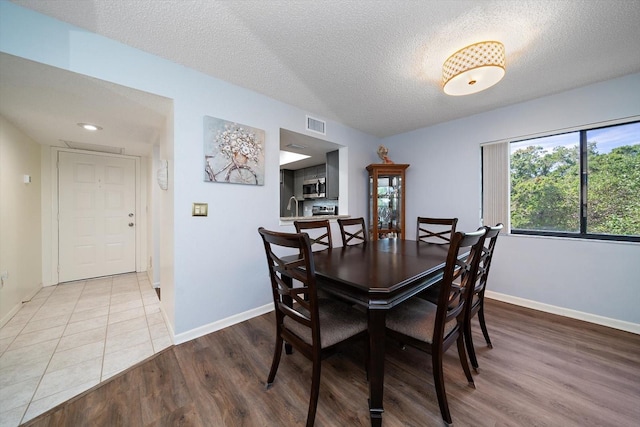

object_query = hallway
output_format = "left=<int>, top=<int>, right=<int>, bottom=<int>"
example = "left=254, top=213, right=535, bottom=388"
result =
left=0, top=273, right=172, bottom=426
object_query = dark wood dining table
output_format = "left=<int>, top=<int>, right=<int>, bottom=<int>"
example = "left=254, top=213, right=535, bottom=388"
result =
left=310, top=238, right=452, bottom=427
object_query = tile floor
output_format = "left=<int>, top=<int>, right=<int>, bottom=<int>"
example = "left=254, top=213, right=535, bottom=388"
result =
left=0, top=273, right=172, bottom=426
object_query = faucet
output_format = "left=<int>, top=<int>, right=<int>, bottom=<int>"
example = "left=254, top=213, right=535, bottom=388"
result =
left=287, top=195, right=299, bottom=217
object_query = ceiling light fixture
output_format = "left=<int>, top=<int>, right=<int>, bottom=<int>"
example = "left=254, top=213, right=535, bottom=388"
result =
left=77, top=122, right=103, bottom=131
left=442, top=41, right=506, bottom=96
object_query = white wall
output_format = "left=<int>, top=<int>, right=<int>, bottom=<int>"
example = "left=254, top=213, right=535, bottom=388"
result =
left=0, top=116, right=42, bottom=325
left=0, top=2, right=379, bottom=338
left=383, top=73, right=640, bottom=327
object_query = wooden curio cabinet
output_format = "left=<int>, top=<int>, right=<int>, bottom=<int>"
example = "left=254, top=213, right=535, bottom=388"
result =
left=366, top=163, right=409, bottom=240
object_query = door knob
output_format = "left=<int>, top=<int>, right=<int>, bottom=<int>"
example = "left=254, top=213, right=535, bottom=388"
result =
left=129, top=213, right=134, bottom=217
left=128, top=222, right=135, bottom=227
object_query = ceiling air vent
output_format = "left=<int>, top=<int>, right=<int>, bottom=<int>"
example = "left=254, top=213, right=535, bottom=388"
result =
left=306, top=115, right=326, bottom=135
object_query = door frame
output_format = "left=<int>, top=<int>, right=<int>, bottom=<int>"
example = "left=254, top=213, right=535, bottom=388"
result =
left=47, top=147, right=146, bottom=285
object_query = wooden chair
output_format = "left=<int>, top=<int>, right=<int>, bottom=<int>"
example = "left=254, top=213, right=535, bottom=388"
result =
left=385, top=228, right=486, bottom=425
left=464, top=223, right=503, bottom=371
left=417, top=217, right=458, bottom=244
left=258, top=227, right=367, bottom=427
left=294, top=219, right=333, bottom=251
left=415, top=217, right=459, bottom=303
left=337, top=217, right=367, bottom=246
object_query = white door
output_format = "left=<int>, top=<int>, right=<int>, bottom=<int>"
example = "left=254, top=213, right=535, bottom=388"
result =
left=58, top=151, right=136, bottom=282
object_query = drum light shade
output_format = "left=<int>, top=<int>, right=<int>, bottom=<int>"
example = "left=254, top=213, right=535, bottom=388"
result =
left=442, top=41, right=506, bottom=96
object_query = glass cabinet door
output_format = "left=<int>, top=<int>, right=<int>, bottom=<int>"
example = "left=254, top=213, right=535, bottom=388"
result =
left=366, top=164, right=409, bottom=240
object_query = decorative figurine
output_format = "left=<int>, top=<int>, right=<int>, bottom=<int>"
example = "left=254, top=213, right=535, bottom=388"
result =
left=377, top=145, right=394, bottom=164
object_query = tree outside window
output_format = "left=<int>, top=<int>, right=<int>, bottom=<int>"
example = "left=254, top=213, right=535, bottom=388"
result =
left=510, top=121, right=639, bottom=241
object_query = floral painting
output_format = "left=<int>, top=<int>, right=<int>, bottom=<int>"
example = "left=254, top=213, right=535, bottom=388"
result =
left=203, top=116, right=265, bottom=185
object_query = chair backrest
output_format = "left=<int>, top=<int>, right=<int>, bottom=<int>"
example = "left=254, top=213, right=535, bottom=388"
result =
left=434, top=228, right=486, bottom=343
left=337, top=217, right=367, bottom=246
left=258, top=227, right=321, bottom=348
left=417, top=217, right=458, bottom=244
left=469, top=223, right=503, bottom=312
left=294, top=219, right=333, bottom=251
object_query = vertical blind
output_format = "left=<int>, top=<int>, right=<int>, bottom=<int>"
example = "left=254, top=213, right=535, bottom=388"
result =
left=482, top=142, right=509, bottom=230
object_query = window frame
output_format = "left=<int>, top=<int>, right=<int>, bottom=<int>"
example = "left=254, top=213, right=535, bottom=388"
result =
left=508, top=120, right=640, bottom=243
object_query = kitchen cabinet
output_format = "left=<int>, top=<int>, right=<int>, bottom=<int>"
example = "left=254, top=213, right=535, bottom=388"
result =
left=280, top=169, right=295, bottom=216
left=326, top=150, right=339, bottom=199
left=367, top=163, right=409, bottom=240
left=294, top=169, right=304, bottom=200
left=304, top=164, right=326, bottom=180
left=304, top=167, right=315, bottom=180
left=289, top=162, right=332, bottom=203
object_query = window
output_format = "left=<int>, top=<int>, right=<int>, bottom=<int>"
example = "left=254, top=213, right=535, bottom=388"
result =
left=508, top=121, right=639, bottom=242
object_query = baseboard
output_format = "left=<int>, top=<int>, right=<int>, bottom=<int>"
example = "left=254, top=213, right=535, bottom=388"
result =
left=169, top=293, right=639, bottom=345
left=0, top=285, right=43, bottom=328
left=0, top=303, right=23, bottom=329
left=159, top=306, right=175, bottom=345
left=144, top=270, right=160, bottom=289
left=173, top=303, right=274, bottom=345
left=485, top=291, right=639, bottom=335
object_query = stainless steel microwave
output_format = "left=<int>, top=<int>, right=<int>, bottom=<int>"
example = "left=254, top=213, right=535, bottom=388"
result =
left=303, top=178, right=326, bottom=199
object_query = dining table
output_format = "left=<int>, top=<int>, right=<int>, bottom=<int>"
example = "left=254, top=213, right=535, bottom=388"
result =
left=309, top=238, right=453, bottom=427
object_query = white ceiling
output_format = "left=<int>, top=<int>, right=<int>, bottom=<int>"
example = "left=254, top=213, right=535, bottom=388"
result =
left=4, top=0, right=640, bottom=155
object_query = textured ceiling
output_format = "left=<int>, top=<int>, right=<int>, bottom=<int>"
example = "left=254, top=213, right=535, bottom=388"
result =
left=7, top=0, right=640, bottom=140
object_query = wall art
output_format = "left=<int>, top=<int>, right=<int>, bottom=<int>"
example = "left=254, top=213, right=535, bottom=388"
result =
left=203, top=116, right=265, bottom=185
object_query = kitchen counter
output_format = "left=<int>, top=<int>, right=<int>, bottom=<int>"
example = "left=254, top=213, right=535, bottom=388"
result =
left=279, top=215, right=350, bottom=222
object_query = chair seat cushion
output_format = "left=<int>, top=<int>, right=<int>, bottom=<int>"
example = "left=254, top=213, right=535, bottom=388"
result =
left=386, top=297, right=456, bottom=344
left=286, top=299, right=367, bottom=348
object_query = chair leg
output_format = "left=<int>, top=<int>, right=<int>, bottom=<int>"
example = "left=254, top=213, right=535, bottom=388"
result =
left=432, top=348, right=452, bottom=425
left=478, top=302, right=493, bottom=348
left=457, top=333, right=475, bottom=387
left=464, top=317, right=479, bottom=372
left=266, top=335, right=283, bottom=388
left=306, top=359, right=321, bottom=427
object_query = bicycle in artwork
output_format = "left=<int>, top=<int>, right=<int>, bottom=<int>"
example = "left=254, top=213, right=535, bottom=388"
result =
left=205, top=154, right=258, bottom=185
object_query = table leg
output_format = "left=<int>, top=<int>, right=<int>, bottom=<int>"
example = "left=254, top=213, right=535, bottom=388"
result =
left=368, top=309, right=386, bottom=426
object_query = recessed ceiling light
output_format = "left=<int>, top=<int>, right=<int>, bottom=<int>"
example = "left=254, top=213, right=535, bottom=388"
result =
left=77, top=122, right=103, bottom=131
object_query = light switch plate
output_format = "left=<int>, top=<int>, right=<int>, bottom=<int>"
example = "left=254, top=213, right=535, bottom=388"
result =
left=192, top=203, right=208, bottom=216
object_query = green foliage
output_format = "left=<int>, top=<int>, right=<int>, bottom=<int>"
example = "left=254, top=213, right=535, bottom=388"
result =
left=510, top=141, right=640, bottom=236
left=587, top=144, right=640, bottom=235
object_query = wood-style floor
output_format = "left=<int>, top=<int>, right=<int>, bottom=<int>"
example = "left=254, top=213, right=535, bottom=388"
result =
left=23, top=300, right=640, bottom=426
